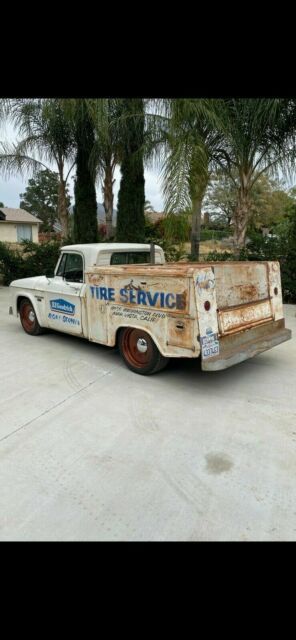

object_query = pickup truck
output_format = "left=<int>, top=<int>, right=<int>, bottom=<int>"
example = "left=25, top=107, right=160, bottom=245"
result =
left=9, top=242, right=291, bottom=375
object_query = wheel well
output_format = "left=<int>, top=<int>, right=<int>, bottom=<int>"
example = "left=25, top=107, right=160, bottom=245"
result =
left=17, top=295, right=30, bottom=313
left=115, top=326, right=124, bottom=347
left=114, top=324, right=161, bottom=352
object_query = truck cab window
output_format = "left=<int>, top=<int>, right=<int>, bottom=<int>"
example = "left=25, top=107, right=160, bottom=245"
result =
left=111, top=252, right=151, bottom=265
left=57, top=253, right=83, bottom=282
left=56, top=253, right=67, bottom=277
left=127, top=252, right=150, bottom=264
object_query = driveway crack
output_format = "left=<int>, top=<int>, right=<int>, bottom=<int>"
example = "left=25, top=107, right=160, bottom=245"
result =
left=0, top=371, right=111, bottom=444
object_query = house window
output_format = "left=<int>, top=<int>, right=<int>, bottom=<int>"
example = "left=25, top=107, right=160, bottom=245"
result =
left=17, top=224, right=32, bottom=242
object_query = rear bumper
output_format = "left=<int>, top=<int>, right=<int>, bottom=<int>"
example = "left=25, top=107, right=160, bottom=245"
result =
left=202, top=319, right=292, bottom=371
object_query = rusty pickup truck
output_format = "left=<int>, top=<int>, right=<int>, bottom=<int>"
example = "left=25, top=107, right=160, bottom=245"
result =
left=9, top=243, right=291, bottom=375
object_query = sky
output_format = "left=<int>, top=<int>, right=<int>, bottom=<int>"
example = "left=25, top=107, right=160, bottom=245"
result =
left=0, top=122, right=165, bottom=211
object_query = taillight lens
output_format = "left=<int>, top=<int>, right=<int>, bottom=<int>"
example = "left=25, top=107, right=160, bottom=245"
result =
left=204, top=300, right=211, bottom=311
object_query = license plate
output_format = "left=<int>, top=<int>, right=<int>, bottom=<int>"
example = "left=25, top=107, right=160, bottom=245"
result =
left=201, top=333, right=219, bottom=359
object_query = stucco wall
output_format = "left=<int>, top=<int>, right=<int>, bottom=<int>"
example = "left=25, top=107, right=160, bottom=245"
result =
left=0, top=223, right=39, bottom=243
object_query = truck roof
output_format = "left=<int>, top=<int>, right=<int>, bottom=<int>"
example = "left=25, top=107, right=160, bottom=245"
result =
left=61, top=243, right=163, bottom=266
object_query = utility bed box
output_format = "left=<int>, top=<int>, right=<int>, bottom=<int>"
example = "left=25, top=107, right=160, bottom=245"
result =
left=9, top=243, right=291, bottom=375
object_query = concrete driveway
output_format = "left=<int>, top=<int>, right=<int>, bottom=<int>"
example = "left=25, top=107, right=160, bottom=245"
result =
left=0, top=285, right=295, bottom=541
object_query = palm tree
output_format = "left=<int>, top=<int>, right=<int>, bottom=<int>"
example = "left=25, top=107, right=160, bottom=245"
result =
left=211, top=98, right=296, bottom=249
left=0, top=99, right=76, bottom=238
left=85, top=99, right=123, bottom=240
left=144, top=199, right=155, bottom=212
left=155, top=99, right=224, bottom=259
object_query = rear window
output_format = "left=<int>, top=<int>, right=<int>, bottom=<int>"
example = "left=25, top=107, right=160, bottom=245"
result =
left=111, top=252, right=151, bottom=265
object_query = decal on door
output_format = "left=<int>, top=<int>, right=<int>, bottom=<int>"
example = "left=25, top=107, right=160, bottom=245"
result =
left=48, top=298, right=80, bottom=326
left=50, top=299, right=75, bottom=315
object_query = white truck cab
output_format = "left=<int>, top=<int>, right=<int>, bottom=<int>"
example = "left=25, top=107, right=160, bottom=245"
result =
left=9, top=245, right=291, bottom=375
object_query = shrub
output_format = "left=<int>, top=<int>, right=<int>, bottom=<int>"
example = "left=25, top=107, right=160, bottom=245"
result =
left=0, top=242, right=26, bottom=284
left=0, top=240, right=61, bottom=285
left=204, top=250, right=236, bottom=262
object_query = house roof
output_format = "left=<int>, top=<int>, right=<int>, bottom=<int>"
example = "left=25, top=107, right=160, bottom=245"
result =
left=0, top=207, right=42, bottom=224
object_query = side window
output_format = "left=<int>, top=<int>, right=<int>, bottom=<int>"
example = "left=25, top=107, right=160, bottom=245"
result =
left=56, top=253, right=83, bottom=282
left=56, top=253, right=67, bottom=277
left=64, top=254, right=84, bottom=282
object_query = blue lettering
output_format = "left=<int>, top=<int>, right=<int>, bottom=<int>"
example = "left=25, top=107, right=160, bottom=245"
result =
left=146, top=291, right=159, bottom=307
left=90, top=286, right=95, bottom=299
left=129, top=290, right=136, bottom=304
left=137, top=291, right=147, bottom=305
left=176, top=293, right=186, bottom=310
left=120, top=288, right=128, bottom=303
left=108, top=288, right=115, bottom=301
left=100, top=287, right=108, bottom=300
left=165, top=293, right=176, bottom=309
left=160, top=292, right=165, bottom=307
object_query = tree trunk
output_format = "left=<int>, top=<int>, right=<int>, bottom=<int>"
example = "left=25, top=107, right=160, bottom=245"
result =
left=233, top=187, right=251, bottom=253
left=103, top=162, right=115, bottom=239
left=58, top=179, right=68, bottom=239
left=190, top=175, right=209, bottom=260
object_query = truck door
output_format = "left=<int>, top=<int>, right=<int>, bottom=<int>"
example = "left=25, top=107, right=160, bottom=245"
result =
left=44, top=252, right=84, bottom=335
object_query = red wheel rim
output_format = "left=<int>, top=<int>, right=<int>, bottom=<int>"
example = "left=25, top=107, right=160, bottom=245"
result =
left=122, top=328, right=153, bottom=368
left=21, top=303, right=36, bottom=332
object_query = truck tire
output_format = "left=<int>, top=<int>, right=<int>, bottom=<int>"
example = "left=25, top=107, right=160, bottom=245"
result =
left=19, top=299, right=45, bottom=336
left=118, top=327, right=169, bottom=375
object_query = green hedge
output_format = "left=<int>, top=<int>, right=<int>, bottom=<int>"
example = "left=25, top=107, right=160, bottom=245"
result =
left=0, top=240, right=61, bottom=285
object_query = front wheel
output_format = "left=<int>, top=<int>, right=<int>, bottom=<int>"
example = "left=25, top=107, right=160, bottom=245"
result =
left=19, top=299, right=45, bottom=336
left=118, top=327, right=169, bottom=375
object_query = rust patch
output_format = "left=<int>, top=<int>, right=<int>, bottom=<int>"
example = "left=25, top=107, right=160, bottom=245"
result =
left=235, top=284, right=258, bottom=300
left=167, top=316, right=194, bottom=349
left=218, top=299, right=273, bottom=335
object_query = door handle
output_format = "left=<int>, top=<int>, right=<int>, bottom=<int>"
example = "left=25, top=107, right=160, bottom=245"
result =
left=65, top=281, right=80, bottom=292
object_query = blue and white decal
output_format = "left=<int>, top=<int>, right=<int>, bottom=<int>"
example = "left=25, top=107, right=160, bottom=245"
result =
left=50, top=299, right=75, bottom=315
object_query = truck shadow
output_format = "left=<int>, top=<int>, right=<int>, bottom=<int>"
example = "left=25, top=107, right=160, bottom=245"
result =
left=44, top=327, right=277, bottom=391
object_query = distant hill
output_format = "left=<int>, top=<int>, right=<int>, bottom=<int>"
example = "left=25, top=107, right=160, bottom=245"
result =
left=69, top=203, right=117, bottom=225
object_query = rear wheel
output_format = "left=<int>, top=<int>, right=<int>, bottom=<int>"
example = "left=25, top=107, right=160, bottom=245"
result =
left=119, top=327, right=169, bottom=375
left=19, top=299, right=44, bottom=336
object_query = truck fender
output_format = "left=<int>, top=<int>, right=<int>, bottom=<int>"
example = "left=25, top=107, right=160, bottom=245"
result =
left=16, top=292, right=45, bottom=328
left=114, top=323, right=165, bottom=357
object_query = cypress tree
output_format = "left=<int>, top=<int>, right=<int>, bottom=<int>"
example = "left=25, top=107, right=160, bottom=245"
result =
left=74, top=101, right=98, bottom=243
left=116, top=99, right=145, bottom=242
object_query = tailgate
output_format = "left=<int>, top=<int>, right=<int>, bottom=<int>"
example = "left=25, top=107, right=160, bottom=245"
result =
left=213, top=262, right=278, bottom=336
